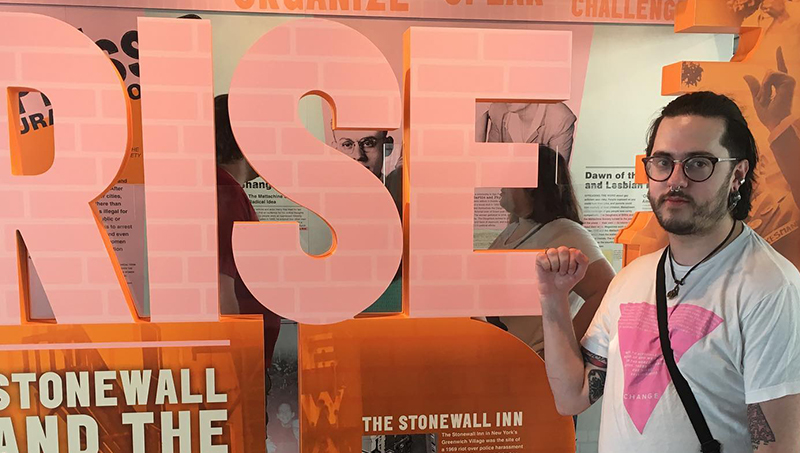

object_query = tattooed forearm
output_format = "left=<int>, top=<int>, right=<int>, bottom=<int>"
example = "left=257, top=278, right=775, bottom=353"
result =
left=748, top=403, right=776, bottom=450
left=581, top=348, right=607, bottom=405
left=587, top=369, right=606, bottom=405
left=581, top=347, right=608, bottom=368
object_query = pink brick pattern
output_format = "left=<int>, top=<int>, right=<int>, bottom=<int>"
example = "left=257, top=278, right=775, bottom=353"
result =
left=0, top=0, right=674, bottom=24
left=406, top=27, right=572, bottom=318
left=228, top=19, right=402, bottom=324
left=138, top=18, right=219, bottom=322
left=0, top=12, right=134, bottom=325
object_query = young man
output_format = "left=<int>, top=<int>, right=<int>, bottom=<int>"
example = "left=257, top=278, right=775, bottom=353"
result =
left=269, top=402, right=299, bottom=453
left=538, top=92, right=800, bottom=452
left=331, top=128, right=402, bottom=216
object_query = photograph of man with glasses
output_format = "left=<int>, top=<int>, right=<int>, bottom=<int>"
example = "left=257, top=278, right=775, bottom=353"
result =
left=331, top=129, right=402, bottom=217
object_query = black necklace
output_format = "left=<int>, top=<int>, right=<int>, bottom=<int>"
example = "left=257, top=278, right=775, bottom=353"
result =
left=666, top=220, right=738, bottom=299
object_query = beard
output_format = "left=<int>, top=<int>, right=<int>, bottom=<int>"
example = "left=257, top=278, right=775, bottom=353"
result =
left=648, top=180, right=731, bottom=236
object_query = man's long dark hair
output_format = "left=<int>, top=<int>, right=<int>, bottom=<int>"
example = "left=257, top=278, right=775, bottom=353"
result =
left=644, top=91, right=759, bottom=221
left=520, top=145, right=582, bottom=225
left=215, top=94, right=244, bottom=165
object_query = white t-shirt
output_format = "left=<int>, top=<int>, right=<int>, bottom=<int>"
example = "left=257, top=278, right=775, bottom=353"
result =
left=489, top=218, right=606, bottom=354
left=582, top=225, right=800, bottom=452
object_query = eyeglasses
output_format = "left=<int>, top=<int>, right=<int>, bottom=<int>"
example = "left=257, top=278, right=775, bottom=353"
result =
left=337, top=136, right=379, bottom=156
left=641, top=155, right=740, bottom=182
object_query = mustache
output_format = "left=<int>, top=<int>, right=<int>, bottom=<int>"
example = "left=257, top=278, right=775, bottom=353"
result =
left=657, top=190, right=694, bottom=206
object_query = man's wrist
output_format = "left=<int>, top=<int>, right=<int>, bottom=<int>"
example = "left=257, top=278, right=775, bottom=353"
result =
left=768, top=115, right=800, bottom=143
left=540, top=293, right=571, bottom=318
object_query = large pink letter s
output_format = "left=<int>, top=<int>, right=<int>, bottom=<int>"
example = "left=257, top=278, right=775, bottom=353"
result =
left=228, top=19, right=403, bottom=324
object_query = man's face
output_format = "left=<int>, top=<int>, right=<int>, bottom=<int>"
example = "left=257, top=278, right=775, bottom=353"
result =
left=647, top=115, right=742, bottom=236
left=761, top=0, right=786, bottom=17
left=277, top=403, right=294, bottom=425
left=332, top=130, right=385, bottom=178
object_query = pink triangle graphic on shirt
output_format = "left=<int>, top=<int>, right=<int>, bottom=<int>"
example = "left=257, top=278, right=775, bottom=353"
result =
left=617, top=302, right=723, bottom=434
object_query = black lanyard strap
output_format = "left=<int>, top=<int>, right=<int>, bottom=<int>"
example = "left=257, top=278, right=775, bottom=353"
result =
left=656, top=248, right=722, bottom=453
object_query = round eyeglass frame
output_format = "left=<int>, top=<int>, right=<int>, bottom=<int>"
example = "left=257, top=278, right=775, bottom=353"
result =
left=641, top=155, right=740, bottom=183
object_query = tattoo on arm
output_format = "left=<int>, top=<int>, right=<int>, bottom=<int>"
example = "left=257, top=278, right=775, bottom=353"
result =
left=587, top=369, right=606, bottom=405
left=748, top=403, right=776, bottom=450
left=581, top=347, right=608, bottom=369
left=581, top=348, right=608, bottom=405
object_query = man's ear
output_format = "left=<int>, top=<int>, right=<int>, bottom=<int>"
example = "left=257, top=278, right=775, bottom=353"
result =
left=383, top=135, right=395, bottom=156
left=734, top=159, right=750, bottom=188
